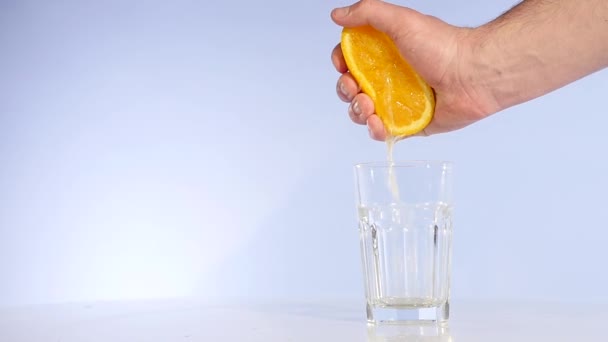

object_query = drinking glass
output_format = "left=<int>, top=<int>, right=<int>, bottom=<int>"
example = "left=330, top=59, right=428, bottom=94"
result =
left=355, top=161, right=454, bottom=324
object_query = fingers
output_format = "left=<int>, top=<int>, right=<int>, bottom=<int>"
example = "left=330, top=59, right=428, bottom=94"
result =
left=332, top=44, right=354, bottom=103
left=336, top=73, right=359, bottom=102
left=348, top=93, right=375, bottom=125
left=331, top=44, right=348, bottom=73
left=330, top=0, right=419, bottom=38
left=331, top=28, right=386, bottom=142
left=366, top=115, right=387, bottom=141
left=335, top=71, right=384, bottom=139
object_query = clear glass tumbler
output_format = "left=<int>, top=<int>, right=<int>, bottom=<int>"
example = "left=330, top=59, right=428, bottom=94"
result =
left=354, top=161, right=454, bottom=325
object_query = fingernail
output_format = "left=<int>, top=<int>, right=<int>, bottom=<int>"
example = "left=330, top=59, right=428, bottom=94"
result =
left=351, top=100, right=361, bottom=116
left=339, top=81, right=350, bottom=99
left=332, top=6, right=349, bottom=18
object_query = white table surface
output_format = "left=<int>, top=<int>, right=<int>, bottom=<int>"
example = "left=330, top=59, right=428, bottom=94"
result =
left=1, top=299, right=606, bottom=341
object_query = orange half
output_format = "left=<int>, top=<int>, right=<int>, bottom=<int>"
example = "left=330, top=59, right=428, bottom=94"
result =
left=341, top=26, right=435, bottom=137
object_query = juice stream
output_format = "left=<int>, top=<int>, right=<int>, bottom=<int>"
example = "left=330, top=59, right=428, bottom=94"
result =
left=386, top=136, right=400, bottom=202
left=384, top=76, right=401, bottom=202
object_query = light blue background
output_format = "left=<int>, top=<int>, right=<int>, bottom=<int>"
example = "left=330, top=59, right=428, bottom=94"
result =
left=1, top=0, right=607, bottom=307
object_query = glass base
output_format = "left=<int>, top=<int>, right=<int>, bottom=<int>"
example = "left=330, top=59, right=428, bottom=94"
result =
left=366, top=300, right=449, bottom=325
left=367, top=322, right=452, bottom=342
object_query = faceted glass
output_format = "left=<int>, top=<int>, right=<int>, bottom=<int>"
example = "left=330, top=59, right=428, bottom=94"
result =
left=355, top=161, right=454, bottom=324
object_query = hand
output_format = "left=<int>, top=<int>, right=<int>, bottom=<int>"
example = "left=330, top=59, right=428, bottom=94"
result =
left=331, top=0, right=495, bottom=140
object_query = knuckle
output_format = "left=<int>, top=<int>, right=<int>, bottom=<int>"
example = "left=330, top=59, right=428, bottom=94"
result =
left=353, top=0, right=375, bottom=14
left=358, top=0, right=375, bottom=9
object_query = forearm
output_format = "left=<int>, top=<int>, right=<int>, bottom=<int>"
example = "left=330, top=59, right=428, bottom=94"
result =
left=469, top=0, right=608, bottom=114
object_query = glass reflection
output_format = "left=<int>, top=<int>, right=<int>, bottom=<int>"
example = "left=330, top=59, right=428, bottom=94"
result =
left=367, top=323, right=453, bottom=342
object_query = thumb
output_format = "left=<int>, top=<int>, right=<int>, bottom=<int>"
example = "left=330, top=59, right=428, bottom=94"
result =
left=331, top=0, right=421, bottom=38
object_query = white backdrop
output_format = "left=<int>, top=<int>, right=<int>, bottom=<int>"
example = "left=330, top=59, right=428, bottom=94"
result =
left=1, top=0, right=607, bottom=308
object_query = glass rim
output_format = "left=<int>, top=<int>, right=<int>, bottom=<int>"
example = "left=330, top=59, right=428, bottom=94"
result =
left=354, top=160, right=454, bottom=169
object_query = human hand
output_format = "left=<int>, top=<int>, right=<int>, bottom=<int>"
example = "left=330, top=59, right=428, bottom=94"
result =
left=331, top=0, right=495, bottom=140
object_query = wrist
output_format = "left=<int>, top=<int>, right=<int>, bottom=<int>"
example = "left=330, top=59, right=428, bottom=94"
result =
left=452, top=27, right=505, bottom=119
left=463, top=24, right=546, bottom=117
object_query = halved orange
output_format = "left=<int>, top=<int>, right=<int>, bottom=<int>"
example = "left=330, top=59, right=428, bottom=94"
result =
left=341, top=26, right=435, bottom=137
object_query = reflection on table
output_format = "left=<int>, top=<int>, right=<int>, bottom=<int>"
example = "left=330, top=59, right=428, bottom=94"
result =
left=0, top=299, right=607, bottom=341
left=367, top=323, right=452, bottom=342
